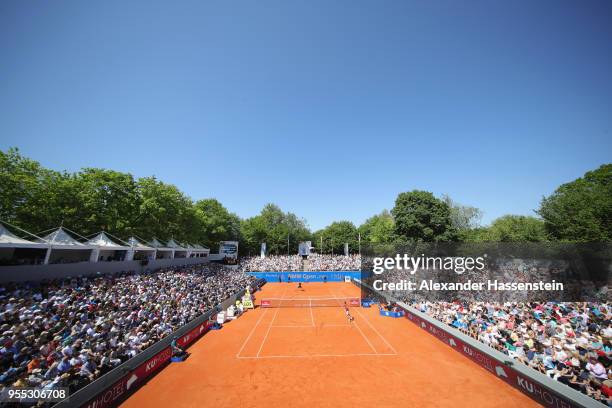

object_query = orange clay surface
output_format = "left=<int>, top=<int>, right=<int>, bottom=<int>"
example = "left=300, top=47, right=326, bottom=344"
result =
left=121, top=282, right=540, bottom=408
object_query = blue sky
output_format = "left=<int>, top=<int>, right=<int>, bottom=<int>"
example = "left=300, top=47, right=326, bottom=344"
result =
left=1, top=1, right=611, bottom=231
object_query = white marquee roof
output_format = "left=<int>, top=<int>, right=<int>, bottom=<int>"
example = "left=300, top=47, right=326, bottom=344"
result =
left=127, top=237, right=155, bottom=251
left=148, top=238, right=173, bottom=251
left=39, top=227, right=89, bottom=247
left=0, top=224, right=48, bottom=248
left=165, top=239, right=185, bottom=250
left=86, top=232, right=129, bottom=250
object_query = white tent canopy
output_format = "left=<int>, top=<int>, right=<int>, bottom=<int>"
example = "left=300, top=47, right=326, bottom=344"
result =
left=34, top=227, right=95, bottom=264
left=148, top=238, right=170, bottom=249
left=147, top=238, right=175, bottom=259
left=127, top=237, right=155, bottom=251
left=38, top=227, right=93, bottom=248
left=165, top=239, right=185, bottom=250
left=0, top=224, right=47, bottom=248
left=86, top=232, right=129, bottom=250
left=0, top=223, right=211, bottom=266
left=0, top=224, right=49, bottom=266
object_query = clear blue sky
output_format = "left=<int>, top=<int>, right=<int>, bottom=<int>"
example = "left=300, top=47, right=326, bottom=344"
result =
left=1, top=1, right=611, bottom=231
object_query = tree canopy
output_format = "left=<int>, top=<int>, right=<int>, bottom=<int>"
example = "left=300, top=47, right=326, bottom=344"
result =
left=464, top=215, right=548, bottom=242
left=391, top=190, right=457, bottom=242
left=538, top=164, right=611, bottom=242
left=313, top=221, right=358, bottom=254
left=1, top=148, right=609, bottom=248
left=358, top=210, right=394, bottom=245
left=240, top=204, right=311, bottom=256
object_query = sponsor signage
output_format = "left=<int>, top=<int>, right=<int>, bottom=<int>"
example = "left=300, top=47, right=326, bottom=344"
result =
left=402, top=307, right=581, bottom=408
left=298, top=241, right=311, bottom=256
left=82, top=347, right=172, bottom=408
left=76, top=285, right=266, bottom=408
left=219, top=241, right=238, bottom=259
left=348, top=298, right=360, bottom=307
left=82, top=322, right=212, bottom=407
left=177, top=321, right=211, bottom=348
left=248, top=271, right=362, bottom=283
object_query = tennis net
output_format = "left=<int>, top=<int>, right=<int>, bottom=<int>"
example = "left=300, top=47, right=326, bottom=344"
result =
left=260, top=297, right=360, bottom=308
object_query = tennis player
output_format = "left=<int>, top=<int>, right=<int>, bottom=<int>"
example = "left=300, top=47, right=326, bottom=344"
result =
left=344, top=302, right=354, bottom=322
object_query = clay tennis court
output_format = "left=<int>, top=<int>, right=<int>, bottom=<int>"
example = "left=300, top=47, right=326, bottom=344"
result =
left=121, top=282, right=539, bottom=408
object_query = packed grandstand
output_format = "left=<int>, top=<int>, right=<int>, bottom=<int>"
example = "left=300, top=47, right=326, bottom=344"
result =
left=0, top=263, right=255, bottom=395
left=237, top=254, right=361, bottom=272
left=0, top=254, right=610, bottom=406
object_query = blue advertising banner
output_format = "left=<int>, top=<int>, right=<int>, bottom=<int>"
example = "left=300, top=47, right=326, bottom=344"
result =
left=247, top=271, right=362, bottom=282
left=379, top=309, right=406, bottom=318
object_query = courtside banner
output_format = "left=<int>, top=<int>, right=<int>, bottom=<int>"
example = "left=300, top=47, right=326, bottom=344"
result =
left=401, top=307, right=582, bottom=408
left=248, top=271, right=361, bottom=282
left=177, top=321, right=211, bottom=348
left=82, top=346, right=173, bottom=408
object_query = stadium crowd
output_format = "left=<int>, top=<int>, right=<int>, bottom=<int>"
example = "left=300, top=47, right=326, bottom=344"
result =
left=0, top=263, right=255, bottom=396
left=372, top=258, right=611, bottom=405
left=413, top=301, right=611, bottom=404
left=308, top=254, right=360, bottom=271
left=239, top=254, right=361, bottom=272
left=239, top=255, right=302, bottom=272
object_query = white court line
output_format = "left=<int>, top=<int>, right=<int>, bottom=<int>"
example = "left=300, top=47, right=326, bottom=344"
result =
left=309, top=301, right=315, bottom=326
left=327, top=285, right=378, bottom=355
left=236, top=307, right=269, bottom=358
left=352, top=307, right=398, bottom=355
left=256, top=285, right=288, bottom=357
left=271, top=324, right=351, bottom=328
left=337, top=284, right=398, bottom=355
left=350, top=316, right=377, bottom=353
left=237, top=353, right=396, bottom=359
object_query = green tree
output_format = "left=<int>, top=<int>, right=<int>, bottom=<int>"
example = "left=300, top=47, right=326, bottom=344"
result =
left=194, top=198, right=241, bottom=248
left=69, top=169, right=142, bottom=237
left=240, top=216, right=269, bottom=256
left=314, top=221, right=358, bottom=254
left=240, top=204, right=311, bottom=256
left=358, top=210, right=394, bottom=244
left=391, top=190, right=457, bottom=242
left=538, top=164, right=611, bottom=242
left=0, top=148, right=47, bottom=226
left=485, top=215, right=548, bottom=242
left=15, top=171, right=83, bottom=234
left=441, top=194, right=483, bottom=231
left=135, top=176, right=198, bottom=243
left=459, top=227, right=492, bottom=242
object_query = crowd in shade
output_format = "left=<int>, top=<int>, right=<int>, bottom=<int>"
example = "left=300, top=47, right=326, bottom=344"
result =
left=414, top=301, right=612, bottom=405
left=239, top=254, right=361, bottom=272
left=0, top=263, right=255, bottom=396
